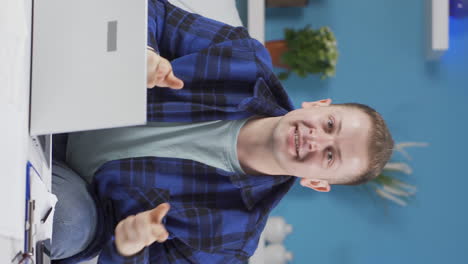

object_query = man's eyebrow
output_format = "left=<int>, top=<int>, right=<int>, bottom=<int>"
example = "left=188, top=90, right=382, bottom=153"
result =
left=336, top=118, right=342, bottom=166
left=337, top=144, right=342, bottom=165
left=337, top=117, right=342, bottom=136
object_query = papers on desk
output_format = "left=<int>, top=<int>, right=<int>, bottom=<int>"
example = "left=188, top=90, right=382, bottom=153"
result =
left=25, top=162, right=57, bottom=255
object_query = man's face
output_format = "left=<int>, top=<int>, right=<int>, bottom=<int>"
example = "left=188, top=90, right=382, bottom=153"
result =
left=271, top=99, right=371, bottom=191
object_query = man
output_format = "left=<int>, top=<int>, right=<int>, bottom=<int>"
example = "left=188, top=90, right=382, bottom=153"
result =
left=51, top=0, right=394, bottom=263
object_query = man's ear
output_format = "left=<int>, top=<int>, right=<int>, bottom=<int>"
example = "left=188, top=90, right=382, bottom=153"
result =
left=300, top=178, right=331, bottom=192
left=301, top=98, right=332, bottom=109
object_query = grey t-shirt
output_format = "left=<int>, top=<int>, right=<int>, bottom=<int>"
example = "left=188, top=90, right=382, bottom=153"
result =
left=66, top=118, right=254, bottom=183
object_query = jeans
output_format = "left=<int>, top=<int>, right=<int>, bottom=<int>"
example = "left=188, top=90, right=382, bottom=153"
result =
left=51, top=134, right=98, bottom=260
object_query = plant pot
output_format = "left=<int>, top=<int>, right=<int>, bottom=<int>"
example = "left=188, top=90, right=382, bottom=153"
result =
left=266, top=0, right=308, bottom=7
left=265, top=40, right=290, bottom=69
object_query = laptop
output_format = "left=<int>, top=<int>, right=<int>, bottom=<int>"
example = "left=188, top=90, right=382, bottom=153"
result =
left=30, top=0, right=147, bottom=136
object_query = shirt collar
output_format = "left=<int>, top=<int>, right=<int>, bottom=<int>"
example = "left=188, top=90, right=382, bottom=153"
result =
left=238, top=77, right=294, bottom=116
left=231, top=172, right=296, bottom=210
left=232, top=77, right=296, bottom=210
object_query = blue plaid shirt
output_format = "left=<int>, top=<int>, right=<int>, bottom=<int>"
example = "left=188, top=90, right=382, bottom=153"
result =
left=57, top=0, right=296, bottom=263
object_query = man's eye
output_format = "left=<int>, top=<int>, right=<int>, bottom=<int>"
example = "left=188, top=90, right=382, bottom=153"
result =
left=327, top=150, right=333, bottom=163
left=327, top=118, right=334, bottom=131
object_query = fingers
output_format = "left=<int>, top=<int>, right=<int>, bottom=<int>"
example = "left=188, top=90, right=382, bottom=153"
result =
left=147, top=50, right=161, bottom=88
left=164, top=71, right=184, bottom=89
left=139, top=203, right=170, bottom=245
left=115, top=215, right=147, bottom=256
left=147, top=56, right=184, bottom=89
left=128, top=213, right=166, bottom=246
left=132, top=214, right=154, bottom=245
left=152, top=224, right=169, bottom=243
left=121, top=215, right=138, bottom=242
left=155, top=60, right=184, bottom=90
left=115, top=205, right=170, bottom=256
left=150, top=203, right=171, bottom=223
left=148, top=203, right=170, bottom=243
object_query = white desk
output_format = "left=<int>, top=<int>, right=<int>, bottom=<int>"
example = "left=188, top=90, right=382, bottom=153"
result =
left=0, top=0, right=53, bottom=262
left=0, top=0, right=266, bottom=262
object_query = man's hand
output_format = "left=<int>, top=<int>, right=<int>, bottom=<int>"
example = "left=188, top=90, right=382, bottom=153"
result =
left=147, top=49, right=184, bottom=89
left=115, top=203, right=171, bottom=257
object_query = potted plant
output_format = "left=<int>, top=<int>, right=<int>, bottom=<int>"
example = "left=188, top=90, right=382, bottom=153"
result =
left=265, top=25, right=339, bottom=80
left=368, top=142, right=428, bottom=206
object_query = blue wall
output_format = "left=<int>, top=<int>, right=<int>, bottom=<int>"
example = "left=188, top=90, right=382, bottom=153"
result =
left=265, top=0, right=468, bottom=263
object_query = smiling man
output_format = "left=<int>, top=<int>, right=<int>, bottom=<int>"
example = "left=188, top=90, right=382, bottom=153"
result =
left=50, top=0, right=393, bottom=263
left=237, top=99, right=382, bottom=191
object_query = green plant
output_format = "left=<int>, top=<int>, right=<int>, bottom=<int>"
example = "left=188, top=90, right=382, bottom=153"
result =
left=278, top=25, right=338, bottom=80
left=368, top=142, right=428, bottom=206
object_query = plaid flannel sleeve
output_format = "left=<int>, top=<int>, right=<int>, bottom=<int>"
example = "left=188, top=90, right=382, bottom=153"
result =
left=147, top=0, right=252, bottom=60
left=98, top=239, right=247, bottom=264
left=95, top=190, right=249, bottom=264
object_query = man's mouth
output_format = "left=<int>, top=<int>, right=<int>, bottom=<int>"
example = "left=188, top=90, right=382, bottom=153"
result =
left=294, top=126, right=299, bottom=158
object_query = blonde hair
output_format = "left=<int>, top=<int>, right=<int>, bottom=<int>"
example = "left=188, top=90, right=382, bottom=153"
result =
left=337, top=103, right=394, bottom=185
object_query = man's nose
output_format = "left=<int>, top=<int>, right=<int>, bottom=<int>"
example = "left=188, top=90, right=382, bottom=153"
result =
left=307, top=129, right=334, bottom=152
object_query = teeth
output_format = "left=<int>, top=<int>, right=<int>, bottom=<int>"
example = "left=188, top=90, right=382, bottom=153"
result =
left=294, top=127, right=299, bottom=156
